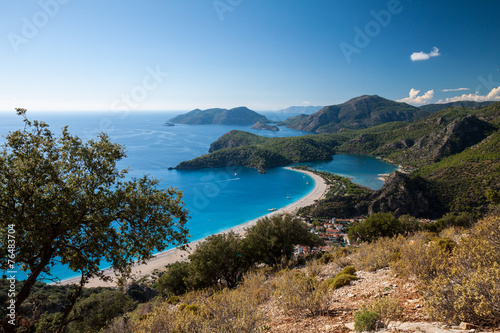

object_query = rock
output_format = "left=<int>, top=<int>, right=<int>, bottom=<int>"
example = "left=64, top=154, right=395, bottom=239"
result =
left=345, top=322, right=355, bottom=331
left=459, top=322, right=475, bottom=330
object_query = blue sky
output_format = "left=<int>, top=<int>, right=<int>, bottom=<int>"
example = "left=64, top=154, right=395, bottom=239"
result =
left=1, top=0, right=499, bottom=112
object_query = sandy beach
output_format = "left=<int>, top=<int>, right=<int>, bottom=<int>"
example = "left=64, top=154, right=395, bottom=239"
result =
left=58, top=167, right=328, bottom=288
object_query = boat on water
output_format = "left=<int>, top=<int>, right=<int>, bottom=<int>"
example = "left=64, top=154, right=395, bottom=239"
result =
left=268, top=208, right=277, bottom=212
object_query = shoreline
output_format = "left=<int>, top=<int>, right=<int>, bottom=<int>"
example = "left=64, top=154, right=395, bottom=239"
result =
left=57, top=167, right=328, bottom=288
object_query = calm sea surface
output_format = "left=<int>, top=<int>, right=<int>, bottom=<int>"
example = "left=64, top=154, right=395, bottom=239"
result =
left=0, top=111, right=397, bottom=281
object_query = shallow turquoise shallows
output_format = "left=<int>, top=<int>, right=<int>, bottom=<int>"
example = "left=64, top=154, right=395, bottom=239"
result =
left=0, top=111, right=396, bottom=281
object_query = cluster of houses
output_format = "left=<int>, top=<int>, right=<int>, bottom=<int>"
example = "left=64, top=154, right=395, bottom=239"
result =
left=294, top=217, right=363, bottom=257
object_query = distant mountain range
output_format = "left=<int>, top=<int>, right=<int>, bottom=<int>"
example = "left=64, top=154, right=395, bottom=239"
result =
left=168, top=98, right=498, bottom=132
left=169, top=107, right=269, bottom=125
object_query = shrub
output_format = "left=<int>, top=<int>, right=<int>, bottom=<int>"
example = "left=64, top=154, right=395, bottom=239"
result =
left=436, top=237, right=456, bottom=253
left=352, top=235, right=406, bottom=271
left=327, top=273, right=357, bottom=290
left=166, top=295, right=180, bottom=305
left=363, top=297, right=403, bottom=327
left=425, top=215, right=500, bottom=326
left=348, top=212, right=402, bottom=243
left=393, top=232, right=451, bottom=283
left=132, top=286, right=264, bottom=333
left=273, top=270, right=330, bottom=316
left=354, top=308, right=380, bottom=332
left=341, top=266, right=356, bottom=276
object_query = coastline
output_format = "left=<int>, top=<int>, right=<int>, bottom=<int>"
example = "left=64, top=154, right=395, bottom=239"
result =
left=57, top=167, right=328, bottom=288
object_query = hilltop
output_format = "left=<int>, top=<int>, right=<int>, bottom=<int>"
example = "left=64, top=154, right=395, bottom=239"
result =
left=169, top=107, right=270, bottom=125
left=280, top=95, right=428, bottom=133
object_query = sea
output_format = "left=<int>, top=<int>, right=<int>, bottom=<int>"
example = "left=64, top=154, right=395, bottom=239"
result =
left=0, top=111, right=398, bottom=281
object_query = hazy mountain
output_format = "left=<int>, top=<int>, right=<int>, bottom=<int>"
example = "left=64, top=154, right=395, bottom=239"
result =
left=169, top=107, right=269, bottom=125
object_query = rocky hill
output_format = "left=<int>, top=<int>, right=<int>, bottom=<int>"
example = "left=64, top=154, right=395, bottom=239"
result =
left=169, top=107, right=269, bottom=125
left=251, top=121, right=279, bottom=131
left=281, top=95, right=427, bottom=133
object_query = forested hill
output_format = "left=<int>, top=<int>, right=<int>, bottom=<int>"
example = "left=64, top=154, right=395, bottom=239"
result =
left=169, top=107, right=269, bottom=125
left=176, top=131, right=343, bottom=173
left=279, top=95, right=428, bottom=133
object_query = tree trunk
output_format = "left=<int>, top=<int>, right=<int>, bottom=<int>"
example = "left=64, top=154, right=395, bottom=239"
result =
left=2, top=250, right=53, bottom=333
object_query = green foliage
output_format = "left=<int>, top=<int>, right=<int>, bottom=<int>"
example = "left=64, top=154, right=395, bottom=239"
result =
left=157, top=262, right=191, bottom=296
left=486, top=189, right=500, bottom=204
left=425, top=212, right=475, bottom=233
left=354, top=308, right=380, bottom=332
left=340, top=266, right=356, bottom=275
left=348, top=212, right=402, bottom=243
left=166, top=296, right=181, bottom=305
left=327, top=273, right=357, bottom=290
left=66, top=290, right=136, bottom=333
left=188, top=231, right=248, bottom=289
left=176, top=133, right=342, bottom=171
left=0, top=110, right=189, bottom=331
left=243, top=214, right=321, bottom=266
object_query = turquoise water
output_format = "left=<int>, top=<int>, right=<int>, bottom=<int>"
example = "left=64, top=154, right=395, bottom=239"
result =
left=0, top=111, right=395, bottom=281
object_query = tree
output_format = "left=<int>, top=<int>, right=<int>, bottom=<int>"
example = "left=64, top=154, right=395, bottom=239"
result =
left=188, top=231, right=247, bottom=289
left=348, top=212, right=401, bottom=243
left=243, top=213, right=320, bottom=266
left=0, top=109, right=189, bottom=332
left=157, top=262, right=191, bottom=296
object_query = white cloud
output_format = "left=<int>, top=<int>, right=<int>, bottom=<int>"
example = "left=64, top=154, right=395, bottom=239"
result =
left=442, top=88, right=469, bottom=92
left=397, top=88, right=434, bottom=105
left=437, top=85, right=500, bottom=103
left=302, top=101, right=311, bottom=105
left=410, top=47, right=441, bottom=61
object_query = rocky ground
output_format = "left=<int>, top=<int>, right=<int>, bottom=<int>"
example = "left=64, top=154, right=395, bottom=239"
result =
left=261, top=266, right=494, bottom=333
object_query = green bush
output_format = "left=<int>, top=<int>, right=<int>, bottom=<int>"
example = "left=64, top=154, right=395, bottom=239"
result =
left=354, top=308, right=380, bottom=332
left=166, top=295, right=180, bottom=304
left=327, top=273, right=357, bottom=290
left=363, top=297, right=402, bottom=327
left=341, top=266, right=356, bottom=275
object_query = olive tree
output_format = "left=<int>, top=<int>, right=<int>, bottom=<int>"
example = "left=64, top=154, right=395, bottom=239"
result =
left=243, top=213, right=321, bottom=266
left=0, top=109, right=189, bottom=332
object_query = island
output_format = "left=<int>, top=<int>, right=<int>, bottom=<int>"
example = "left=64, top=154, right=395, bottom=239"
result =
left=251, top=121, right=279, bottom=131
left=169, top=106, right=270, bottom=125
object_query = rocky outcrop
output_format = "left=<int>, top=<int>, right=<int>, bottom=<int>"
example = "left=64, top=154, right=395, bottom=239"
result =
left=377, top=115, right=495, bottom=166
left=251, top=121, right=279, bottom=131
left=368, top=172, right=444, bottom=218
